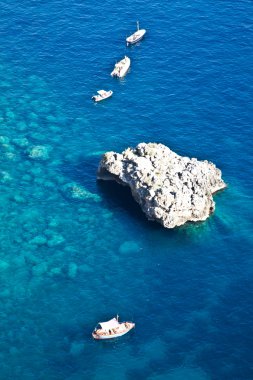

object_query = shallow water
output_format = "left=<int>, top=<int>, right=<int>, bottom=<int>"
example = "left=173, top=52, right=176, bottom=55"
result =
left=0, top=0, right=253, bottom=379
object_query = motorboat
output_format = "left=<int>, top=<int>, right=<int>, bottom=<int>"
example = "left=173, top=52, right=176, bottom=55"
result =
left=92, top=90, right=113, bottom=102
left=126, top=21, right=146, bottom=46
left=92, top=315, right=135, bottom=340
left=110, top=56, right=131, bottom=78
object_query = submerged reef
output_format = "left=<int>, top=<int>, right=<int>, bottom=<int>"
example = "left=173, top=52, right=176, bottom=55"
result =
left=0, top=66, right=113, bottom=293
left=97, top=143, right=226, bottom=228
left=28, top=145, right=51, bottom=160
left=61, top=183, right=101, bottom=202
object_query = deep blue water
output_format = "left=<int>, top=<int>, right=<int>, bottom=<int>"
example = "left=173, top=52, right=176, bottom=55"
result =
left=0, top=0, right=253, bottom=379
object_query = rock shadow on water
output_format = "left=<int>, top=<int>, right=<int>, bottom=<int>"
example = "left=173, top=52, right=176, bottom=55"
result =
left=60, top=154, right=99, bottom=194
left=59, top=154, right=214, bottom=238
left=97, top=179, right=164, bottom=231
left=97, top=180, right=216, bottom=242
left=59, top=153, right=156, bottom=227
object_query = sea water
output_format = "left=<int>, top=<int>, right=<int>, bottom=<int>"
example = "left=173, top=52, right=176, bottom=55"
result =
left=0, top=0, right=252, bottom=379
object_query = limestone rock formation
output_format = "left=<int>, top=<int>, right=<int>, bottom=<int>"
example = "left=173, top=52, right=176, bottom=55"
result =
left=97, top=143, right=226, bottom=228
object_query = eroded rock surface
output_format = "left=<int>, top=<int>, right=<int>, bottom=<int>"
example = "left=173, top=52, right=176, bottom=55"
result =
left=97, top=143, right=226, bottom=228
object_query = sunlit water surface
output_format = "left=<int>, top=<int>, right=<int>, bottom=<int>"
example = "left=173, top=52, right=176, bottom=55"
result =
left=0, top=0, right=252, bottom=379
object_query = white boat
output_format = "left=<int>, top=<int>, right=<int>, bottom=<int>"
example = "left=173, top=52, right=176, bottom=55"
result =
left=126, top=21, right=146, bottom=46
left=92, top=90, right=113, bottom=102
left=110, top=56, right=131, bottom=78
left=92, top=316, right=135, bottom=340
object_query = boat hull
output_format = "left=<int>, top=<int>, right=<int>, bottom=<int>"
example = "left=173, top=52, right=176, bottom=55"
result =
left=110, top=57, right=131, bottom=78
left=126, top=29, right=146, bottom=45
left=92, top=323, right=135, bottom=340
left=92, top=90, right=113, bottom=102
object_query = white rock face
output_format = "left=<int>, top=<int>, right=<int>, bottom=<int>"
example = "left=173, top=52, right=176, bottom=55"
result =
left=97, top=143, right=226, bottom=228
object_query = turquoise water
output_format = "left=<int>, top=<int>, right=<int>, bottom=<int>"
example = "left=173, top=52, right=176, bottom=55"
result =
left=0, top=0, right=253, bottom=379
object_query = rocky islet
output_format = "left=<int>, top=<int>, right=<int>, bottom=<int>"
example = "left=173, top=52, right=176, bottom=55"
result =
left=97, top=142, right=226, bottom=228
